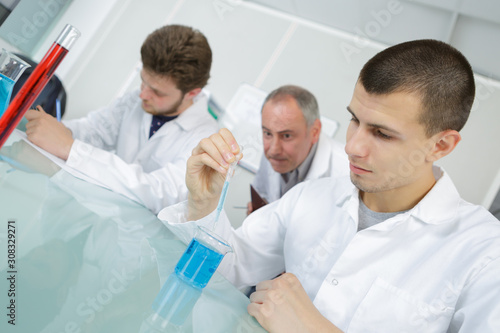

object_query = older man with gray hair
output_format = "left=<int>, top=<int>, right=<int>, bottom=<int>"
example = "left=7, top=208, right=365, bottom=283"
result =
left=248, top=85, right=348, bottom=213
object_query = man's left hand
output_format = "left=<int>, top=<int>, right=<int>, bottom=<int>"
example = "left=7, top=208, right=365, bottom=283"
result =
left=248, top=273, right=343, bottom=333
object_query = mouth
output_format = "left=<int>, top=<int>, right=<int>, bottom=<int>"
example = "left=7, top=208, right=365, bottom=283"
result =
left=349, top=162, right=371, bottom=175
left=269, top=157, right=288, bottom=164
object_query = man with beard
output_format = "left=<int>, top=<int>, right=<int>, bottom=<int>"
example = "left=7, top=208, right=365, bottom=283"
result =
left=24, top=25, right=218, bottom=213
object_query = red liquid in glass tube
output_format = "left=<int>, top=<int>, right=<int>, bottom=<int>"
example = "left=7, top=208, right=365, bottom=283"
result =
left=0, top=24, right=79, bottom=149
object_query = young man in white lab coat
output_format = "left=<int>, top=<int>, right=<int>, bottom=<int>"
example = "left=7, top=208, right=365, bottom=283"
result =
left=24, top=25, right=218, bottom=213
left=160, top=39, right=500, bottom=332
left=248, top=85, right=348, bottom=213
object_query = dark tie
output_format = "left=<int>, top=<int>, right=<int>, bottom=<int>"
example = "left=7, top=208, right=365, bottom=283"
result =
left=149, top=115, right=178, bottom=138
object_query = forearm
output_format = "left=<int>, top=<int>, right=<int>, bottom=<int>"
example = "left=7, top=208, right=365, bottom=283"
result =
left=187, top=192, right=218, bottom=221
left=67, top=140, right=188, bottom=213
left=64, top=117, right=114, bottom=150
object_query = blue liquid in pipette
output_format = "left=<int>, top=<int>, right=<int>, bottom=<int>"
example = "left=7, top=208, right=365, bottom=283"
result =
left=0, top=73, right=14, bottom=117
left=213, top=161, right=237, bottom=230
left=175, top=238, right=223, bottom=289
left=214, top=180, right=229, bottom=224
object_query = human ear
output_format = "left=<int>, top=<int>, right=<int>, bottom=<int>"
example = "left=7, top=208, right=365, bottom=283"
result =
left=426, top=130, right=461, bottom=162
left=183, top=87, right=202, bottom=101
left=310, top=119, right=322, bottom=144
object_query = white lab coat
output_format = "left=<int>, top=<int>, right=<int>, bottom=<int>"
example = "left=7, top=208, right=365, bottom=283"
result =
left=251, top=133, right=349, bottom=203
left=63, top=90, right=219, bottom=213
left=159, top=166, right=500, bottom=332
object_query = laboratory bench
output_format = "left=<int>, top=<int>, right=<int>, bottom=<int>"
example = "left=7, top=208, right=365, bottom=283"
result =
left=0, top=130, right=265, bottom=332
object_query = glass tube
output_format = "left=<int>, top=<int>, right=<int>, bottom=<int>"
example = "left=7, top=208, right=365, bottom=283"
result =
left=0, top=24, right=80, bottom=149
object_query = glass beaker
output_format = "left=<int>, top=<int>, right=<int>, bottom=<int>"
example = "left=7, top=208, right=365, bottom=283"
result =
left=142, top=226, right=232, bottom=331
left=0, top=49, right=30, bottom=117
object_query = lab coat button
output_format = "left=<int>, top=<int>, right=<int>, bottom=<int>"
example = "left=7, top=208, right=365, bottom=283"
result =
left=331, top=279, right=338, bottom=286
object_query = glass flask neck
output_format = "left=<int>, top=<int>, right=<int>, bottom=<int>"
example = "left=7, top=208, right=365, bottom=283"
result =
left=0, top=49, right=31, bottom=82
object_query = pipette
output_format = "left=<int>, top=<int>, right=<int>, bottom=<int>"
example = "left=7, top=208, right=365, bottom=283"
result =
left=213, top=159, right=238, bottom=230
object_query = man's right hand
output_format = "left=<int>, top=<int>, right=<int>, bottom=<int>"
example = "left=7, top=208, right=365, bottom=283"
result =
left=186, top=128, right=241, bottom=221
left=247, top=201, right=254, bottom=215
left=25, top=106, right=74, bottom=160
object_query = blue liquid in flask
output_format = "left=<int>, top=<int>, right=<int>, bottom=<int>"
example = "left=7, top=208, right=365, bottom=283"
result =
left=0, top=73, right=14, bottom=117
left=175, top=237, right=224, bottom=289
left=151, top=273, right=202, bottom=327
left=149, top=237, right=225, bottom=327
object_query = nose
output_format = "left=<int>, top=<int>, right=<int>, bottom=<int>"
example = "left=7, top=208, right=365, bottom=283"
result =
left=345, top=123, right=369, bottom=158
left=266, top=136, right=283, bottom=156
left=140, top=83, right=151, bottom=100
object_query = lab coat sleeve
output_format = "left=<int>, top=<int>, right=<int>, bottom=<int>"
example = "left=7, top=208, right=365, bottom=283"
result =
left=251, top=154, right=270, bottom=201
left=158, top=190, right=298, bottom=290
left=63, top=92, right=136, bottom=150
left=449, top=257, right=500, bottom=332
left=66, top=139, right=187, bottom=214
left=226, top=199, right=290, bottom=288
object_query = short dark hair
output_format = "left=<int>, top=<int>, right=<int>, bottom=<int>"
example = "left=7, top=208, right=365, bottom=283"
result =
left=359, top=39, right=475, bottom=137
left=264, top=85, right=320, bottom=126
left=140, top=25, right=212, bottom=94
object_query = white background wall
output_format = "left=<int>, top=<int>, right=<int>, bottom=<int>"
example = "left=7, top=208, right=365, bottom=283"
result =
left=249, top=0, right=500, bottom=81
left=1, top=0, right=499, bottom=226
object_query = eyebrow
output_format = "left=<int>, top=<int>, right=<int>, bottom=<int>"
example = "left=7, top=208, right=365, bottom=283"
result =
left=262, top=125, right=294, bottom=135
left=140, top=73, right=164, bottom=96
left=346, top=106, right=402, bottom=136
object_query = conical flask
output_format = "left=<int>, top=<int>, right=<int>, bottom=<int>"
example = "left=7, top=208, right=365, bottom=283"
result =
left=0, top=49, right=30, bottom=117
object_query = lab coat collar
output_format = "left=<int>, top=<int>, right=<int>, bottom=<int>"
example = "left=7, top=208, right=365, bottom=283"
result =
left=334, top=166, right=461, bottom=226
left=334, top=178, right=360, bottom=226
left=409, top=166, right=460, bottom=225
left=143, top=93, right=210, bottom=138
left=173, top=93, right=209, bottom=132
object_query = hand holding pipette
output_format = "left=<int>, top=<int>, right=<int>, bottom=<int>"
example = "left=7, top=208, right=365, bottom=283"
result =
left=186, top=128, right=242, bottom=221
